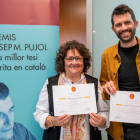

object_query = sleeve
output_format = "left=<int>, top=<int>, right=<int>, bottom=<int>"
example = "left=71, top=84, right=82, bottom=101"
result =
left=99, top=53, right=110, bottom=100
left=33, top=79, right=50, bottom=129
left=97, top=82, right=110, bottom=131
left=99, top=53, right=109, bottom=86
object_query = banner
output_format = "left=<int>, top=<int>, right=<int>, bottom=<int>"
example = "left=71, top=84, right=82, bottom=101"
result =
left=0, top=0, right=59, bottom=139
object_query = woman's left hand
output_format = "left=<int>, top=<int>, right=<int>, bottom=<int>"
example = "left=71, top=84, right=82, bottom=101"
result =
left=89, top=113, right=105, bottom=127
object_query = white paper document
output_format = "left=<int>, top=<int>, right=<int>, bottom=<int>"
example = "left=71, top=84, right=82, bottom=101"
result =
left=52, top=83, right=97, bottom=116
left=110, top=91, right=140, bottom=124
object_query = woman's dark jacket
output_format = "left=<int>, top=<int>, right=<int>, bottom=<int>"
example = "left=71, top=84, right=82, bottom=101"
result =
left=42, top=74, right=102, bottom=140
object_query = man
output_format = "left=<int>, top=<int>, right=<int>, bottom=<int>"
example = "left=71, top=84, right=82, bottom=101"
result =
left=100, top=4, right=140, bottom=140
left=0, top=82, right=36, bottom=140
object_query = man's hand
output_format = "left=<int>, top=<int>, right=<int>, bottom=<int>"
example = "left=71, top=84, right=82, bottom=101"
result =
left=101, top=81, right=116, bottom=95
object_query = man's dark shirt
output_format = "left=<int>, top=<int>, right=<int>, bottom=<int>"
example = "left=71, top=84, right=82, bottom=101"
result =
left=118, top=43, right=140, bottom=128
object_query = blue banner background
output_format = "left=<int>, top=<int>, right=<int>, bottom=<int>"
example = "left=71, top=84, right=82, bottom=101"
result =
left=0, top=25, right=59, bottom=139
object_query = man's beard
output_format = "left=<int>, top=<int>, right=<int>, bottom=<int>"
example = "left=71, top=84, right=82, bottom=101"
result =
left=115, top=27, right=136, bottom=43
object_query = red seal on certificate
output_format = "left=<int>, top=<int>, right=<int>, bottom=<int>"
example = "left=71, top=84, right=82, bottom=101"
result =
left=130, top=93, right=134, bottom=99
left=71, top=86, right=76, bottom=92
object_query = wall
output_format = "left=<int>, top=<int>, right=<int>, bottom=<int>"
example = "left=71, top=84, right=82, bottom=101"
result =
left=60, top=0, right=86, bottom=45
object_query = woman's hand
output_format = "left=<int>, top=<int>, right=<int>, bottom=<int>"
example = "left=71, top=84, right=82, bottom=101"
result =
left=45, top=114, right=71, bottom=128
left=89, top=113, right=106, bottom=127
left=54, top=114, right=71, bottom=127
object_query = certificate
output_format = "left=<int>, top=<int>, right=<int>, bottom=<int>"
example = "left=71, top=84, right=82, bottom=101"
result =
left=52, top=83, right=97, bottom=116
left=110, top=91, right=140, bottom=124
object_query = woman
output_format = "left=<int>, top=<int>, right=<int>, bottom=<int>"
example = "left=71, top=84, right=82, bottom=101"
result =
left=34, top=40, right=109, bottom=140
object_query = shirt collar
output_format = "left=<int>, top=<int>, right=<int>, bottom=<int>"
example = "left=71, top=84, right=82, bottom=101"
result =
left=136, top=36, right=140, bottom=51
left=113, top=36, right=140, bottom=59
left=62, top=73, right=84, bottom=84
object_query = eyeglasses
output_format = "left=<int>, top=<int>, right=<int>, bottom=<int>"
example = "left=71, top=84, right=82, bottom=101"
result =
left=65, top=56, right=83, bottom=63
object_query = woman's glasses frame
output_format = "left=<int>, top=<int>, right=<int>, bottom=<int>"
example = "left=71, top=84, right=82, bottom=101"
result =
left=65, top=56, right=84, bottom=63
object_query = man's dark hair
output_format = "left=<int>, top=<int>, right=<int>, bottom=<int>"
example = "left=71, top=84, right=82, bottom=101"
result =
left=0, top=82, right=9, bottom=100
left=55, top=40, right=92, bottom=73
left=111, top=4, right=136, bottom=27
